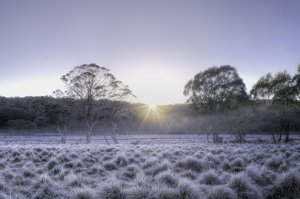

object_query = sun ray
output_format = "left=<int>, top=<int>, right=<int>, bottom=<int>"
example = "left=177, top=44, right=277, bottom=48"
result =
left=137, top=106, right=152, bottom=132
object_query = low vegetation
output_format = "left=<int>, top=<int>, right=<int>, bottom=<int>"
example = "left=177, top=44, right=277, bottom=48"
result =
left=0, top=143, right=299, bottom=199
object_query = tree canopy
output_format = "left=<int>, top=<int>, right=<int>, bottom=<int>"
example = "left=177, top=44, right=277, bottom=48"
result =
left=60, top=63, right=135, bottom=143
left=184, top=65, right=248, bottom=112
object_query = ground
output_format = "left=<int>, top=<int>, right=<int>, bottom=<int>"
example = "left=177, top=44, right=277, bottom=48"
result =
left=0, top=135, right=299, bottom=199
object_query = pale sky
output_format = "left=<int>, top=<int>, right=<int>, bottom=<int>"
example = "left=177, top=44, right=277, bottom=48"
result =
left=0, top=0, right=300, bottom=104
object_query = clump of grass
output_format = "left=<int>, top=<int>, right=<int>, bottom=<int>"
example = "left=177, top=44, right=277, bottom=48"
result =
left=176, top=158, right=204, bottom=173
left=103, top=162, right=118, bottom=171
left=158, top=172, right=178, bottom=188
left=203, top=153, right=221, bottom=168
left=73, top=187, right=96, bottom=199
left=127, top=185, right=158, bottom=199
left=181, top=171, right=197, bottom=180
left=208, top=187, right=236, bottom=199
left=246, top=166, right=277, bottom=186
left=122, top=166, right=138, bottom=180
left=33, top=186, right=58, bottom=199
left=23, top=169, right=35, bottom=178
left=266, top=157, right=284, bottom=172
left=267, top=172, right=300, bottom=199
left=47, top=159, right=58, bottom=170
left=33, top=174, right=51, bottom=189
left=99, top=183, right=126, bottom=199
left=229, top=158, right=246, bottom=172
left=115, top=155, right=128, bottom=167
left=200, top=171, right=222, bottom=185
left=157, top=188, right=178, bottom=199
left=175, top=181, right=199, bottom=199
left=144, top=163, right=168, bottom=176
left=67, top=174, right=82, bottom=188
left=14, top=175, right=29, bottom=186
left=229, top=174, right=260, bottom=199
left=222, top=160, right=230, bottom=171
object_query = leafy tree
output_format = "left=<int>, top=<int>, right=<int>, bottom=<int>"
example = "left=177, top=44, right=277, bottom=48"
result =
left=184, top=65, right=248, bottom=113
left=292, top=64, right=300, bottom=100
left=250, top=73, right=273, bottom=106
left=251, top=70, right=299, bottom=142
left=60, top=63, right=135, bottom=143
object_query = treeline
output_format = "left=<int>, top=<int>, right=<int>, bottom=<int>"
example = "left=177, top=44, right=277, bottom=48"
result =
left=0, top=64, right=299, bottom=143
left=183, top=65, right=300, bottom=143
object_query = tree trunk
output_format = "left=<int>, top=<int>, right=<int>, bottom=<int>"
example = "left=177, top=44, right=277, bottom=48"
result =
left=86, top=130, right=91, bottom=144
left=57, top=123, right=66, bottom=144
left=104, top=135, right=110, bottom=145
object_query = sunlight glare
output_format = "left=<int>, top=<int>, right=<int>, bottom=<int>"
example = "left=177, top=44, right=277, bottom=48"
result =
left=147, top=103, right=157, bottom=110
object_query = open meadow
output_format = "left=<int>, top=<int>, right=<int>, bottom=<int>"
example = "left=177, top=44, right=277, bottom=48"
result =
left=0, top=135, right=299, bottom=199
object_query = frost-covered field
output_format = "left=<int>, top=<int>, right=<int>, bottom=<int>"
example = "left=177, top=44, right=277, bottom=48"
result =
left=1, top=134, right=300, bottom=145
left=0, top=142, right=299, bottom=199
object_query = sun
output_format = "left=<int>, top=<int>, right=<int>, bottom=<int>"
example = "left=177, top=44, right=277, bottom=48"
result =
left=147, top=103, right=157, bottom=110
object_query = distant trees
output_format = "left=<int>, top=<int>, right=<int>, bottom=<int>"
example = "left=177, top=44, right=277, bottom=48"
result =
left=225, top=107, right=257, bottom=143
left=59, top=63, right=135, bottom=143
left=251, top=70, right=300, bottom=143
left=184, top=65, right=248, bottom=112
left=183, top=65, right=300, bottom=143
left=184, top=65, right=249, bottom=143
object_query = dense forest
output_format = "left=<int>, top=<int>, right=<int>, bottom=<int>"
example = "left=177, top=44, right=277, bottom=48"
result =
left=0, top=64, right=299, bottom=143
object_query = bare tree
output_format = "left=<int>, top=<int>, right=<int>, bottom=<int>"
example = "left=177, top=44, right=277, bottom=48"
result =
left=225, top=107, right=257, bottom=143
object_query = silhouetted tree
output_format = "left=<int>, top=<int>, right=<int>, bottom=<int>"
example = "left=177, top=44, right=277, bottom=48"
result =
left=60, top=63, right=135, bottom=143
left=184, top=65, right=248, bottom=113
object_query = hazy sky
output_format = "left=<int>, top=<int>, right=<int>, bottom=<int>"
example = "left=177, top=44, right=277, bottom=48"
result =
left=0, top=0, right=300, bottom=104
